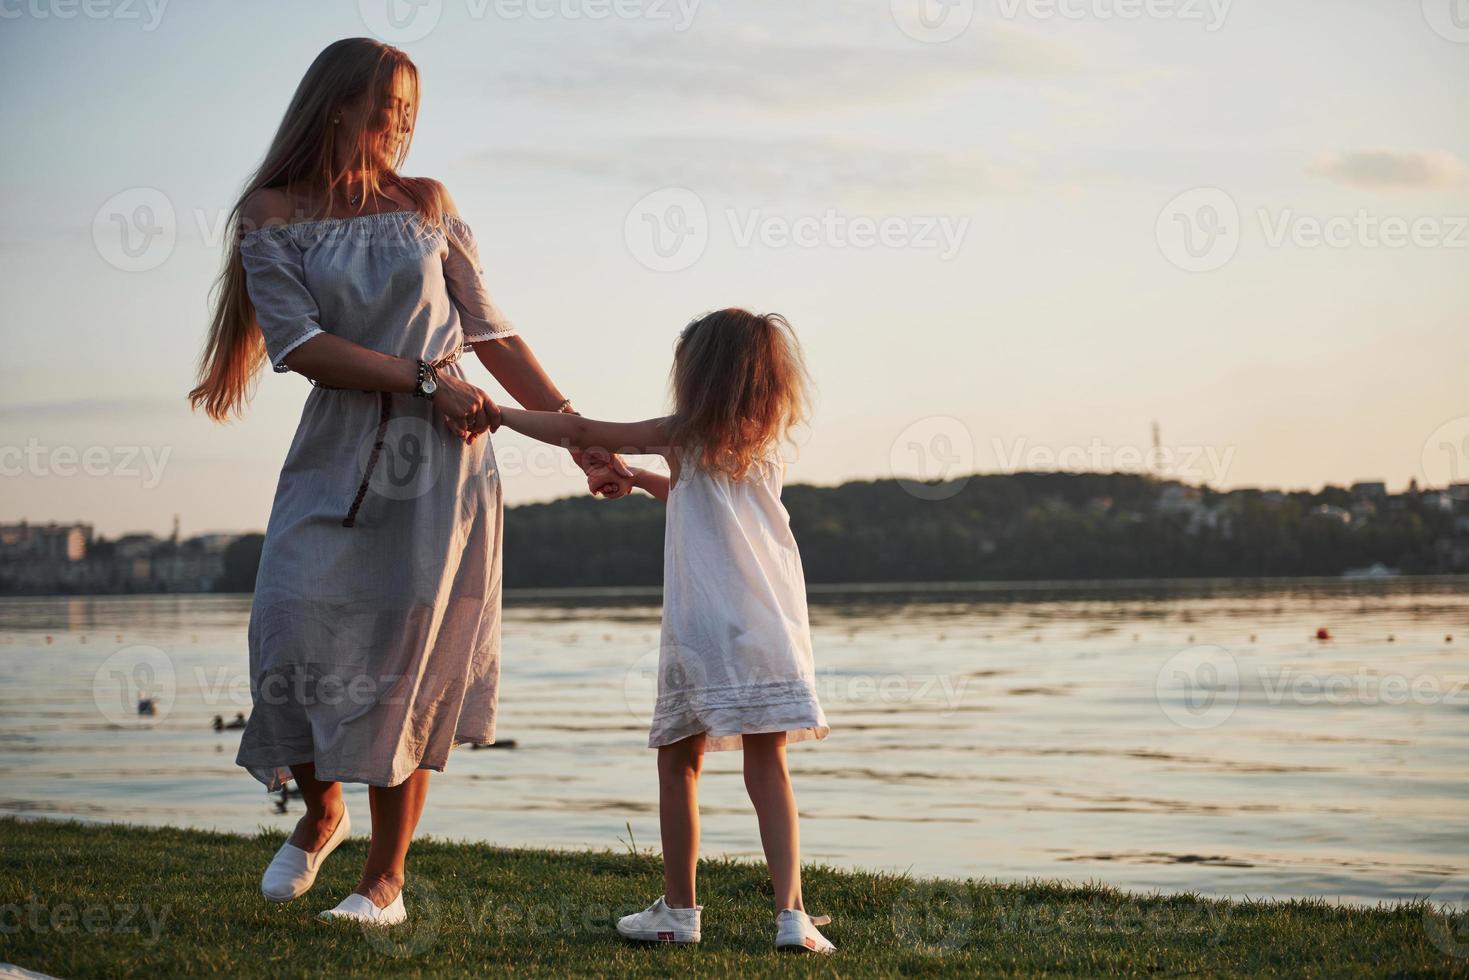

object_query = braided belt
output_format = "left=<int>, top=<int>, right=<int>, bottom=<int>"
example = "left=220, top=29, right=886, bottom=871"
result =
left=331, top=345, right=469, bottom=529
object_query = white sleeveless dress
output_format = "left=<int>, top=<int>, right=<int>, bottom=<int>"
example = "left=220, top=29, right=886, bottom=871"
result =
left=651, top=449, right=829, bottom=752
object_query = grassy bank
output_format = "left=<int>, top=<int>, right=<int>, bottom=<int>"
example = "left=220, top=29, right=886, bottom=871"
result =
left=0, top=818, right=1463, bottom=978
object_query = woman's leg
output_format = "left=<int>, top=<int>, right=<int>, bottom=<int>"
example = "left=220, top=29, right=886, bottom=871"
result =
left=287, top=762, right=345, bottom=851
left=355, top=768, right=431, bottom=907
left=742, top=732, right=803, bottom=912
left=657, top=734, right=705, bottom=908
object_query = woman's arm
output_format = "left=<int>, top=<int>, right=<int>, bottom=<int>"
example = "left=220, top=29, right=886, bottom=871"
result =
left=282, top=332, right=417, bottom=392
left=427, top=180, right=635, bottom=493
left=242, top=189, right=487, bottom=438
left=431, top=179, right=582, bottom=414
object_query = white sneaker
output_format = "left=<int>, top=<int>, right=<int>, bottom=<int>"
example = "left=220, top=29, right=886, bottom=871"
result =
left=775, top=909, right=835, bottom=954
left=261, top=808, right=350, bottom=902
left=615, top=896, right=702, bottom=943
left=316, top=891, right=407, bottom=927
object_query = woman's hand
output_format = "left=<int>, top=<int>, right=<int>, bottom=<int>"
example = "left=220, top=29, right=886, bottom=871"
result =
left=577, top=448, right=635, bottom=498
left=430, top=373, right=492, bottom=441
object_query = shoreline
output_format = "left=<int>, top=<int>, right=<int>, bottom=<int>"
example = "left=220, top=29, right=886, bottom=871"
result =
left=2, top=818, right=1465, bottom=978
left=1, top=571, right=1467, bottom=603
left=0, top=812, right=1447, bottom=913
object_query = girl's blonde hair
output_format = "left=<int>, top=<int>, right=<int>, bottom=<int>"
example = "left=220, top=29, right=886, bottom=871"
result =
left=189, top=37, right=442, bottom=421
left=666, top=309, right=811, bottom=479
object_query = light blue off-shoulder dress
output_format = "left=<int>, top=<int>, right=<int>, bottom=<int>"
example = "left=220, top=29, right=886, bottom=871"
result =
left=233, top=209, right=517, bottom=790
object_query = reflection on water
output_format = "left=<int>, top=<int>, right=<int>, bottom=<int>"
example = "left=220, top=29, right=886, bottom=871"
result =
left=1, top=578, right=1465, bottom=906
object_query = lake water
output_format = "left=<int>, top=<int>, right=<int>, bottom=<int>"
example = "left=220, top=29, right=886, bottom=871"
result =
left=1, top=579, right=1465, bottom=907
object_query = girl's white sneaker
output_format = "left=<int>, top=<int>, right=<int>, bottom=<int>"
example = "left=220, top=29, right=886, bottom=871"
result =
left=316, top=891, right=407, bottom=927
left=615, top=896, right=702, bottom=943
left=260, top=808, right=350, bottom=902
left=775, top=909, right=835, bottom=954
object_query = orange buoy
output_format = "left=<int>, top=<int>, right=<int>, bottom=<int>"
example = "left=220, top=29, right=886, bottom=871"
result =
left=1315, top=627, right=1331, bottom=641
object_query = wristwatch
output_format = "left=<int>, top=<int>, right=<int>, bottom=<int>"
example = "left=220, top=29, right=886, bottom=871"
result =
left=412, top=358, right=438, bottom=399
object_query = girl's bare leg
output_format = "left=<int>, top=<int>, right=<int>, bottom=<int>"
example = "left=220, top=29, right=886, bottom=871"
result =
left=355, top=768, right=431, bottom=907
left=742, top=732, right=803, bottom=912
left=287, top=762, right=345, bottom=851
left=658, top=734, right=705, bottom=908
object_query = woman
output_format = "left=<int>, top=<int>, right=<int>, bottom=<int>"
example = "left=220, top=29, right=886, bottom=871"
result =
left=189, top=37, right=629, bottom=926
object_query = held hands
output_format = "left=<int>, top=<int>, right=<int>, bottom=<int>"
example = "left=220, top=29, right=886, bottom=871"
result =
left=471, top=394, right=632, bottom=499
left=431, top=374, right=496, bottom=442
left=577, top=447, right=635, bottom=499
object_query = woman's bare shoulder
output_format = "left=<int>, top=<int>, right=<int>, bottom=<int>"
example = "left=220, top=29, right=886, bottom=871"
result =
left=240, top=187, right=297, bottom=228
left=403, top=176, right=459, bottom=217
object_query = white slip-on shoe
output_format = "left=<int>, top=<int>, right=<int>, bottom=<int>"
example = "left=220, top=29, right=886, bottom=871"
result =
left=775, top=909, right=835, bottom=954
left=316, top=891, right=407, bottom=927
left=260, top=807, right=350, bottom=902
left=615, top=896, right=702, bottom=944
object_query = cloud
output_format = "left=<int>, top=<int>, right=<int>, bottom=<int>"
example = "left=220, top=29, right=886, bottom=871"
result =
left=0, top=396, right=184, bottom=421
left=492, top=27, right=1081, bottom=112
left=1306, top=149, right=1469, bottom=190
left=476, top=136, right=1025, bottom=207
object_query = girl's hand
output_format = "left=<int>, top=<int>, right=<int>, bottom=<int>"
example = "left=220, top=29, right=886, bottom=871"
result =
left=431, top=374, right=491, bottom=441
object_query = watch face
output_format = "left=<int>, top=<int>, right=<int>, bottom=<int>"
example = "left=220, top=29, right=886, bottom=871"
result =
left=422, top=378, right=438, bottom=396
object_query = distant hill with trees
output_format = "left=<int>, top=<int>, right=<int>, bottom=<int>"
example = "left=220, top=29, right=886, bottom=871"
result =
left=497, top=472, right=1467, bottom=588
left=12, top=473, right=1464, bottom=596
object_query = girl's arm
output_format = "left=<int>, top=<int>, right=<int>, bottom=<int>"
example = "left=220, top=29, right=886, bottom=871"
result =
left=495, top=407, right=673, bottom=460
left=629, top=468, right=671, bottom=503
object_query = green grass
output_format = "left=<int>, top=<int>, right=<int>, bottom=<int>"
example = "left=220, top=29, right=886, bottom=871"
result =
left=0, top=818, right=1464, bottom=978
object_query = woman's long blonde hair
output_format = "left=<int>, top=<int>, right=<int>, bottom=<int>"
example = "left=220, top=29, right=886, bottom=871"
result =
left=666, top=309, right=811, bottom=479
left=189, top=38, right=441, bottom=421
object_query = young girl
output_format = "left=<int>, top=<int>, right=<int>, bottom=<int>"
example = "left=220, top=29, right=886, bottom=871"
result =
left=490, top=308, right=835, bottom=954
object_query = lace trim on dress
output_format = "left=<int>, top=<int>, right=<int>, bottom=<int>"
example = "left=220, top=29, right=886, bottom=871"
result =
left=653, top=678, right=820, bottom=712
left=269, top=327, right=324, bottom=373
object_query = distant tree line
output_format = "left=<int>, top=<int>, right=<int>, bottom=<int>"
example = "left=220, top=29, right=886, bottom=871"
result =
left=218, top=472, right=1467, bottom=591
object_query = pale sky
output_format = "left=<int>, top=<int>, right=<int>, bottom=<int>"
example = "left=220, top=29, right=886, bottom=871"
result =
left=1, top=0, right=1466, bottom=536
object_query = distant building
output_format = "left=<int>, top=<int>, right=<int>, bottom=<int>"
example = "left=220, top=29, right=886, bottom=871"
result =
left=0, top=522, right=92, bottom=562
left=1310, top=504, right=1352, bottom=524
left=1156, top=485, right=1204, bottom=514
left=1350, top=481, right=1387, bottom=499
left=1422, top=491, right=1456, bottom=513
left=0, top=525, right=233, bottom=595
